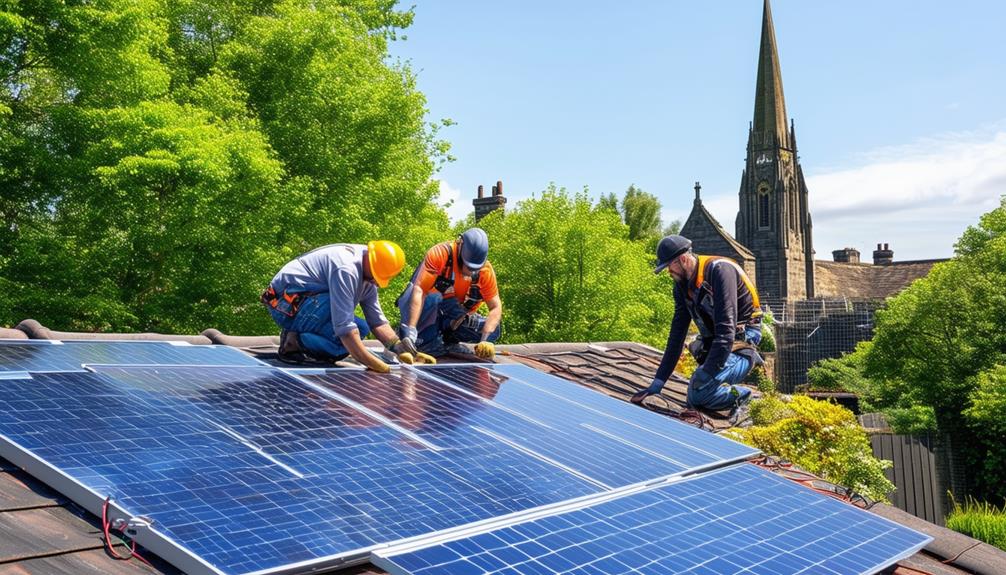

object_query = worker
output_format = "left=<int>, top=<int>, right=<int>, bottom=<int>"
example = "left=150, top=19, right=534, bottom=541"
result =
left=631, top=235, right=763, bottom=411
left=262, top=241, right=424, bottom=371
left=397, top=228, right=502, bottom=360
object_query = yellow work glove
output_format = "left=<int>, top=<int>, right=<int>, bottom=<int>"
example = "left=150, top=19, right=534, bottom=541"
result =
left=368, top=360, right=391, bottom=374
left=474, top=341, right=495, bottom=360
left=387, top=337, right=416, bottom=365
left=415, top=352, right=437, bottom=365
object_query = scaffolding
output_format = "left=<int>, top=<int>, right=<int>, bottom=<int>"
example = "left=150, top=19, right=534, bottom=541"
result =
left=764, top=298, right=881, bottom=393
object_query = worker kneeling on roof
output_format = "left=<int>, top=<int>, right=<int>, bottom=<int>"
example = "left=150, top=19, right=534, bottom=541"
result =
left=396, top=228, right=502, bottom=360
left=262, top=241, right=421, bottom=371
left=632, top=235, right=763, bottom=411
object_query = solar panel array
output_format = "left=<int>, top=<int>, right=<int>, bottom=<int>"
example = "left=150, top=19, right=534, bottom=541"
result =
left=375, top=464, right=931, bottom=575
left=0, top=340, right=929, bottom=575
left=0, top=340, right=264, bottom=372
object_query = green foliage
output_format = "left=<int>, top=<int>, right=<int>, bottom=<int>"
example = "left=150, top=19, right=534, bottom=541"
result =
left=620, top=184, right=662, bottom=242
left=662, top=219, right=682, bottom=237
left=964, top=365, right=1006, bottom=497
left=853, top=197, right=1006, bottom=500
left=805, top=349, right=870, bottom=393
left=729, top=395, right=895, bottom=501
left=0, top=0, right=449, bottom=334
left=946, top=495, right=1006, bottom=551
left=478, top=185, right=675, bottom=347
left=758, top=323, right=776, bottom=352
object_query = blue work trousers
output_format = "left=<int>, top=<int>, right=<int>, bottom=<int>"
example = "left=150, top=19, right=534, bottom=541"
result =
left=402, top=293, right=500, bottom=354
left=269, top=293, right=369, bottom=360
left=688, top=325, right=761, bottom=411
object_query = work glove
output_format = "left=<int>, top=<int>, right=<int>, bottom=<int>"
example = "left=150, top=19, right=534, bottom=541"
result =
left=474, top=341, right=495, bottom=360
left=414, top=352, right=437, bottom=365
left=388, top=337, right=416, bottom=365
left=368, top=360, right=391, bottom=374
left=630, top=377, right=666, bottom=405
left=400, top=325, right=419, bottom=356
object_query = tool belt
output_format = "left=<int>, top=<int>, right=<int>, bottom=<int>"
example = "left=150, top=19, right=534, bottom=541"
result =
left=261, top=286, right=317, bottom=318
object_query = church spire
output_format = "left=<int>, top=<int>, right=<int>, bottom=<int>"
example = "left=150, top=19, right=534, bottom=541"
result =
left=752, top=0, right=790, bottom=150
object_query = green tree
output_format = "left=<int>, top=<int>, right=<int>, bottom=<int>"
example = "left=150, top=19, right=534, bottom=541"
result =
left=596, top=192, right=619, bottom=213
left=477, top=184, right=674, bottom=347
left=845, top=197, right=1006, bottom=500
left=0, top=0, right=450, bottom=333
left=621, top=184, right=662, bottom=242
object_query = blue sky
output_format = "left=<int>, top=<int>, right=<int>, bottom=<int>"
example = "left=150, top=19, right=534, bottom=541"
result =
left=388, top=1, right=1006, bottom=261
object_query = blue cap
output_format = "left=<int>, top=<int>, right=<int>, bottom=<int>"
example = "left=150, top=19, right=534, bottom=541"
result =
left=459, top=227, right=489, bottom=269
left=654, top=235, right=692, bottom=274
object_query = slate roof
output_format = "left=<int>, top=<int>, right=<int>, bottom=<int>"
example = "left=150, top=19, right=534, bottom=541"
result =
left=814, top=259, right=945, bottom=301
left=0, top=323, right=1002, bottom=575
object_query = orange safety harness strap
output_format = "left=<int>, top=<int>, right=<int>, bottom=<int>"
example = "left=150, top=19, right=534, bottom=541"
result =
left=694, top=255, right=762, bottom=317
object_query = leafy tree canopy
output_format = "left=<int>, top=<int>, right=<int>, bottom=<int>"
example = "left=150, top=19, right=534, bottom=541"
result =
left=477, top=184, right=675, bottom=347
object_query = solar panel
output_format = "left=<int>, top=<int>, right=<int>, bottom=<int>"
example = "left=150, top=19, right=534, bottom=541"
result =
left=0, top=340, right=264, bottom=372
left=422, top=364, right=757, bottom=468
left=374, top=463, right=932, bottom=575
left=0, top=366, right=608, bottom=575
left=305, top=367, right=756, bottom=490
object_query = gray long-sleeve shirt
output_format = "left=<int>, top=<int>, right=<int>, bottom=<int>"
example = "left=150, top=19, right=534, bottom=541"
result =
left=268, top=244, right=388, bottom=337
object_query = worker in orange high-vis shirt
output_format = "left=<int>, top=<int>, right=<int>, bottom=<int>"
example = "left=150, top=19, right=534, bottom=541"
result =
left=397, top=228, right=502, bottom=360
left=262, top=241, right=417, bottom=371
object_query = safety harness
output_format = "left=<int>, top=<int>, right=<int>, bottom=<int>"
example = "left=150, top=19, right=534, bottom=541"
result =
left=687, top=256, right=764, bottom=371
left=433, top=242, right=484, bottom=312
left=261, top=286, right=317, bottom=318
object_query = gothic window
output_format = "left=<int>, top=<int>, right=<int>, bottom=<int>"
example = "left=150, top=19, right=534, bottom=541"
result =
left=757, top=182, right=770, bottom=229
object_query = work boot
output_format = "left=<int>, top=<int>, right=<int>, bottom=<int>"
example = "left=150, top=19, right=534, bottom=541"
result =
left=277, top=330, right=339, bottom=365
left=278, top=330, right=305, bottom=363
left=728, top=388, right=755, bottom=427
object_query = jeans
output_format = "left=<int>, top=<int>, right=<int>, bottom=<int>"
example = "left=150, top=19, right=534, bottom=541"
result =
left=269, top=293, right=369, bottom=360
left=688, top=325, right=762, bottom=411
left=402, top=293, right=500, bottom=354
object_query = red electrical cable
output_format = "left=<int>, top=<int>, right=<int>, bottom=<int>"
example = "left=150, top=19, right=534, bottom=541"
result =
left=102, top=497, right=155, bottom=568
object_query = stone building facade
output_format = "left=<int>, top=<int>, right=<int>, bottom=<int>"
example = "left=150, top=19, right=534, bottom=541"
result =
left=685, top=0, right=941, bottom=305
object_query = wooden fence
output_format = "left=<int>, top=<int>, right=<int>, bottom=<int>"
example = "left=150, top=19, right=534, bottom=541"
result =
left=869, top=432, right=945, bottom=525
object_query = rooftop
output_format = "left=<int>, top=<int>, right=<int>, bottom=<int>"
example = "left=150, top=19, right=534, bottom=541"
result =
left=0, top=321, right=1003, bottom=575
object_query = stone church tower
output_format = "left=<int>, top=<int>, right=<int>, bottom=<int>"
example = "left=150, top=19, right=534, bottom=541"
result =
left=735, top=0, right=815, bottom=303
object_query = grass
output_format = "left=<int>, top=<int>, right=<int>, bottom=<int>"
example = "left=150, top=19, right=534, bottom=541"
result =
left=946, top=495, right=1006, bottom=552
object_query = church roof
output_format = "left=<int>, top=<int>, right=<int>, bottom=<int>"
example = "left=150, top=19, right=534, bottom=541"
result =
left=753, top=0, right=791, bottom=149
left=814, top=259, right=945, bottom=300
left=682, top=199, right=756, bottom=260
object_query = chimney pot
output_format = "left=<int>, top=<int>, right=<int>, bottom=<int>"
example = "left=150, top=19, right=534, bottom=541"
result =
left=495, top=180, right=503, bottom=197
left=477, top=185, right=484, bottom=199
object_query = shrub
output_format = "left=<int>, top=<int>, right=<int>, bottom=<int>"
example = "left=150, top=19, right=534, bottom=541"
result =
left=728, top=395, right=895, bottom=501
left=947, top=495, right=1006, bottom=552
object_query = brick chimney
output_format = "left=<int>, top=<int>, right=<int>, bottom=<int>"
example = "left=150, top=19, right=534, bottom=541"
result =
left=473, top=179, right=507, bottom=221
left=832, top=247, right=861, bottom=264
left=872, top=243, right=893, bottom=265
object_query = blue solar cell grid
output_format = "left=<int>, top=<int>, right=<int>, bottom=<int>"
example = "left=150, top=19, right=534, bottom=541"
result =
left=311, top=366, right=757, bottom=490
left=376, top=463, right=932, bottom=575
left=0, top=365, right=620, bottom=574
left=422, top=364, right=757, bottom=467
left=0, top=340, right=264, bottom=372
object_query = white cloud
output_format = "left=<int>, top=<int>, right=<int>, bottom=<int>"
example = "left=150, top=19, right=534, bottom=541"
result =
left=701, top=127, right=1006, bottom=261
left=435, top=179, right=472, bottom=223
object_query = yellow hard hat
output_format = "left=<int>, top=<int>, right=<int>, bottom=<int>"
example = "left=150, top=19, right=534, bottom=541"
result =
left=367, top=240, right=406, bottom=288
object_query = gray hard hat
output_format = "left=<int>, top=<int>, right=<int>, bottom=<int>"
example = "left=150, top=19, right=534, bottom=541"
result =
left=459, top=227, right=489, bottom=270
left=653, top=235, right=692, bottom=274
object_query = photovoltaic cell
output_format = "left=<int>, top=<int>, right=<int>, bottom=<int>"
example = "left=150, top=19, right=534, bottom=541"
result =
left=422, top=364, right=757, bottom=469
left=375, top=463, right=932, bottom=575
left=305, top=368, right=748, bottom=489
left=0, top=365, right=606, bottom=574
left=0, top=340, right=264, bottom=372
